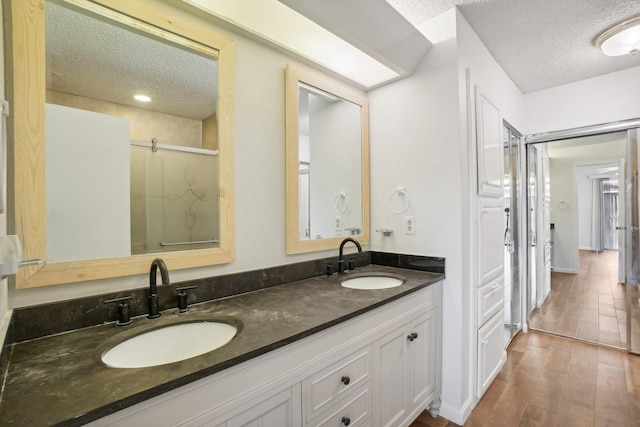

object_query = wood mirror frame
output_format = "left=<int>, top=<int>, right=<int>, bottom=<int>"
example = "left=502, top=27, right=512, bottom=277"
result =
left=285, top=64, right=370, bottom=254
left=6, top=0, right=235, bottom=288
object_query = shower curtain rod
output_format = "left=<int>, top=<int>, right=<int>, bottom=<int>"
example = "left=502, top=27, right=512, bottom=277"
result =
left=131, top=139, right=219, bottom=156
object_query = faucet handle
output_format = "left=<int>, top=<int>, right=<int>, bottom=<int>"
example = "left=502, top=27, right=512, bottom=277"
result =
left=176, top=285, right=198, bottom=313
left=322, top=262, right=334, bottom=277
left=104, top=296, right=133, bottom=327
left=347, top=258, right=355, bottom=272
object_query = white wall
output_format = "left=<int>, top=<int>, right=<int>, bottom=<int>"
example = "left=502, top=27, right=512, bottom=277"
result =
left=525, top=65, right=640, bottom=135
left=369, top=29, right=465, bottom=422
left=370, top=9, right=526, bottom=424
left=308, top=97, right=362, bottom=238
left=577, top=164, right=599, bottom=250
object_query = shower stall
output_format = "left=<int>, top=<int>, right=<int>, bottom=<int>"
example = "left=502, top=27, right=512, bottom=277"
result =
left=130, top=140, right=220, bottom=255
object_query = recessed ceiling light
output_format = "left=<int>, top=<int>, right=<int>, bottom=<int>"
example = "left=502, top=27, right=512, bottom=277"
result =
left=134, top=94, right=151, bottom=102
left=595, top=16, right=640, bottom=56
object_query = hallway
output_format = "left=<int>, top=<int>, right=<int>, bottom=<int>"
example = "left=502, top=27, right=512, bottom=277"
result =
left=411, top=331, right=640, bottom=426
left=529, top=250, right=625, bottom=348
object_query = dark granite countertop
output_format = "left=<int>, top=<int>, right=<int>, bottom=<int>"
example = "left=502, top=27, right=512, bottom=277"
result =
left=0, top=265, right=442, bottom=426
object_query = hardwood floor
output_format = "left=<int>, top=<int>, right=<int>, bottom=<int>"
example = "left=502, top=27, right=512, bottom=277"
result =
left=529, top=250, right=626, bottom=348
left=409, top=330, right=640, bottom=426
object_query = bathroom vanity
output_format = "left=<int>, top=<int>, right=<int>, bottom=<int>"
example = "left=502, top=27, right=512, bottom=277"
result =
left=0, top=264, right=442, bottom=426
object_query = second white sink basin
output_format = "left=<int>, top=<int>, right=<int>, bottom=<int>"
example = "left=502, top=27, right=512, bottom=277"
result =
left=341, top=275, right=403, bottom=290
left=102, top=321, right=238, bottom=368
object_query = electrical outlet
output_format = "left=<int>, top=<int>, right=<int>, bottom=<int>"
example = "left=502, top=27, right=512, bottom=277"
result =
left=404, top=216, right=415, bottom=234
left=335, top=216, right=342, bottom=231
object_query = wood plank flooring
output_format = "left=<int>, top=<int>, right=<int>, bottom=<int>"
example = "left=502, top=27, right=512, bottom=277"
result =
left=529, top=250, right=626, bottom=348
left=409, top=331, right=640, bottom=426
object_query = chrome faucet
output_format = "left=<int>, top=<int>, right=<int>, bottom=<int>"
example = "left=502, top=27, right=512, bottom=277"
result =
left=338, top=238, right=362, bottom=275
left=148, top=258, right=170, bottom=319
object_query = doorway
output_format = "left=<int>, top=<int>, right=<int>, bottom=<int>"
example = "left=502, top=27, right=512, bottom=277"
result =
left=526, top=126, right=634, bottom=350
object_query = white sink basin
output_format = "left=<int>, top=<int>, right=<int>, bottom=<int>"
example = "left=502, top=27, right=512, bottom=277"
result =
left=341, top=275, right=403, bottom=290
left=102, top=321, right=237, bottom=368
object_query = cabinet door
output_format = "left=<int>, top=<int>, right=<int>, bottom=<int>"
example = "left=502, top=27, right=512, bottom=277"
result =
left=477, top=311, right=505, bottom=398
left=477, top=277, right=504, bottom=326
left=478, top=197, right=505, bottom=285
left=475, top=85, right=503, bottom=197
left=407, top=310, right=437, bottom=409
left=224, top=387, right=301, bottom=427
left=375, top=324, right=409, bottom=427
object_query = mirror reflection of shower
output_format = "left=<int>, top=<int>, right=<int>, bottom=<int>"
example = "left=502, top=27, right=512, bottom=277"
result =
left=130, top=140, right=220, bottom=255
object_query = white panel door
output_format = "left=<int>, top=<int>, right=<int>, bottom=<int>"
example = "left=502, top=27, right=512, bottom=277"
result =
left=375, top=324, right=408, bottom=427
left=477, top=310, right=505, bottom=398
left=478, top=197, right=505, bottom=285
left=407, top=310, right=437, bottom=409
left=475, top=86, right=503, bottom=197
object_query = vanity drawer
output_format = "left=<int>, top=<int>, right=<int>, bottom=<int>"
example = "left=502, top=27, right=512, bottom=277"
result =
left=303, top=347, right=371, bottom=420
left=308, top=382, right=371, bottom=427
left=477, top=277, right=503, bottom=326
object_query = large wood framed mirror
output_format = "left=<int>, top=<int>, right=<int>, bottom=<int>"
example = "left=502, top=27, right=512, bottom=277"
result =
left=6, top=0, right=235, bottom=288
left=285, top=64, right=370, bottom=254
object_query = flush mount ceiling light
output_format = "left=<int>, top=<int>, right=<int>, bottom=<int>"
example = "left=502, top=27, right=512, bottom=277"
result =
left=134, top=94, right=151, bottom=102
left=595, top=16, right=640, bottom=56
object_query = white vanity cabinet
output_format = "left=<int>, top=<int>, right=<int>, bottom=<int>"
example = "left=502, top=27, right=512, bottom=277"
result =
left=302, top=346, right=371, bottom=424
left=218, top=386, right=302, bottom=427
left=88, top=282, right=441, bottom=427
left=374, top=309, right=437, bottom=427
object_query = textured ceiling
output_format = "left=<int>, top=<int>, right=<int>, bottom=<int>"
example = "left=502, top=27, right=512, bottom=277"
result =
left=46, top=2, right=218, bottom=120
left=389, top=0, right=640, bottom=93
left=46, top=0, right=639, bottom=110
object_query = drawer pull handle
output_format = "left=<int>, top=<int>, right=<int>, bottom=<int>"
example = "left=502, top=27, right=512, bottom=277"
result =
left=341, top=375, right=350, bottom=385
left=407, top=332, right=418, bottom=341
left=342, top=416, right=351, bottom=426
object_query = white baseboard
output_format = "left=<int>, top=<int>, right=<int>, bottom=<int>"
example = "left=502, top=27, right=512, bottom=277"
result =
left=552, top=267, right=578, bottom=274
left=439, top=397, right=472, bottom=425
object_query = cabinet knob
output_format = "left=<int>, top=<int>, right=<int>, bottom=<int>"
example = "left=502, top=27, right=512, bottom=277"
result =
left=407, top=332, right=418, bottom=341
left=341, top=375, right=350, bottom=385
left=341, top=416, right=351, bottom=426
